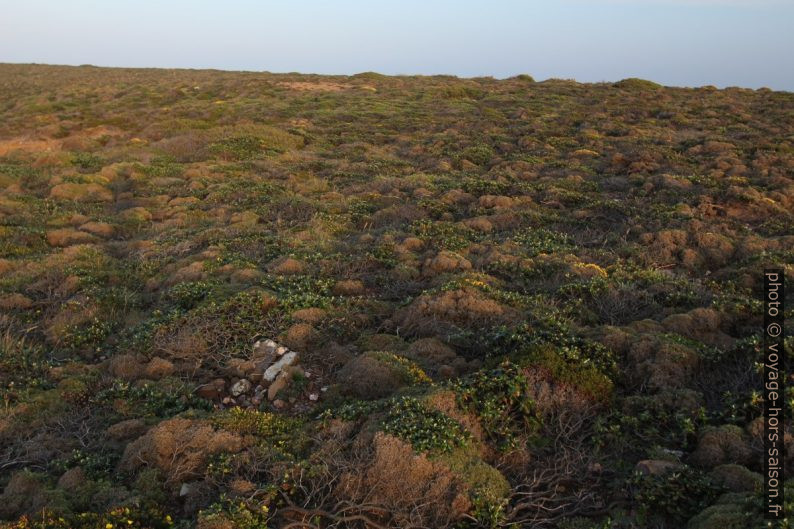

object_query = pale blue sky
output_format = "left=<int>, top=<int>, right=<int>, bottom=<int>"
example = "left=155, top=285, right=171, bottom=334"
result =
left=1, top=0, right=792, bottom=90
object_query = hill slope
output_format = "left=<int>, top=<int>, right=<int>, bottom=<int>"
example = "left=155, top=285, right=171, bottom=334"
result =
left=0, top=64, right=792, bottom=528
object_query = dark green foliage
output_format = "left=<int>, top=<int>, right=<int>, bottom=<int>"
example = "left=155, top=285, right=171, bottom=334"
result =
left=93, top=380, right=213, bottom=418
left=70, top=152, right=104, bottom=173
left=381, top=396, right=469, bottom=454
left=630, top=467, right=724, bottom=523
left=452, top=360, right=540, bottom=450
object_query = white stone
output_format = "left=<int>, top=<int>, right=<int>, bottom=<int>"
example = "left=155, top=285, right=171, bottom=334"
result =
left=230, top=378, right=252, bottom=397
left=263, top=351, right=298, bottom=382
left=254, top=338, right=279, bottom=356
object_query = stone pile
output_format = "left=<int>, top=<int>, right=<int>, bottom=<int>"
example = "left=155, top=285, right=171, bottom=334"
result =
left=195, top=337, right=309, bottom=409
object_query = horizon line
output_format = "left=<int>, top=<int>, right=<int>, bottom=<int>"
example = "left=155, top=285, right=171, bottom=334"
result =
left=1, top=61, right=790, bottom=94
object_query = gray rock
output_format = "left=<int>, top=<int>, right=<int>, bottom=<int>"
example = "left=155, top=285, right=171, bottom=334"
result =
left=635, top=459, right=682, bottom=476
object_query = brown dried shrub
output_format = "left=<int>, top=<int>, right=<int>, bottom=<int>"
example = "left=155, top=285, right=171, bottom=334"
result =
left=108, top=353, right=145, bottom=380
left=268, top=256, right=306, bottom=275
left=280, top=322, right=319, bottom=351
left=394, top=287, right=515, bottom=336
left=49, top=183, right=113, bottom=202
left=422, top=250, right=472, bottom=277
left=335, top=432, right=471, bottom=527
left=370, top=204, right=425, bottom=229
left=332, top=279, right=366, bottom=296
left=45, top=228, right=98, bottom=247
left=119, top=418, right=245, bottom=484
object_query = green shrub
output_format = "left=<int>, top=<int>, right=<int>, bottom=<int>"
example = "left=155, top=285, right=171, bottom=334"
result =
left=70, top=152, right=104, bottom=173
left=199, top=496, right=271, bottom=529
left=460, top=144, right=495, bottom=166
left=381, top=396, right=469, bottom=454
left=212, top=407, right=298, bottom=438
left=512, top=227, right=572, bottom=256
left=630, top=467, right=724, bottom=524
left=614, top=78, right=663, bottom=90
left=452, top=360, right=540, bottom=450
left=368, top=351, right=432, bottom=384
left=4, top=506, right=175, bottom=529
left=165, top=279, right=218, bottom=310
left=93, top=380, right=212, bottom=418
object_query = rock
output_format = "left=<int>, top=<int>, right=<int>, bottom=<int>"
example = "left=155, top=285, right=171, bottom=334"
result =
left=230, top=378, right=252, bottom=397
left=268, top=373, right=289, bottom=401
left=263, top=351, right=298, bottom=382
left=309, top=393, right=319, bottom=401
left=224, top=358, right=256, bottom=378
left=272, top=399, right=286, bottom=409
left=196, top=378, right=226, bottom=400
left=253, top=338, right=279, bottom=357
left=179, top=483, right=193, bottom=497
left=635, top=459, right=682, bottom=476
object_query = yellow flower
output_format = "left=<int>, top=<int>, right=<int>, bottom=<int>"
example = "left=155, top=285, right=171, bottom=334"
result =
left=106, top=524, right=114, bottom=529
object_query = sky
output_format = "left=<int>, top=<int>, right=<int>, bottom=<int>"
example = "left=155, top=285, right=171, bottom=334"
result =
left=1, top=0, right=793, bottom=90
